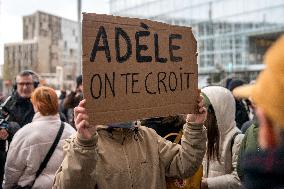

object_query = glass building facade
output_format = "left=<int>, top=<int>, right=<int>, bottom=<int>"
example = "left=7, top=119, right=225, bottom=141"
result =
left=110, top=0, right=284, bottom=85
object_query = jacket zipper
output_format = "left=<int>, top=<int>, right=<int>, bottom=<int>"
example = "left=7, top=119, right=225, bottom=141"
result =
left=121, top=132, right=134, bottom=189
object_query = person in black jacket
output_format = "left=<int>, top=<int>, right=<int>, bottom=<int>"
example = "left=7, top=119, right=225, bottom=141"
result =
left=227, top=79, right=250, bottom=129
left=0, top=70, right=39, bottom=187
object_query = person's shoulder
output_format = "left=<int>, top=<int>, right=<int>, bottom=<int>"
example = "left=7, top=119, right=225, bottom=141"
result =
left=235, top=133, right=244, bottom=143
left=228, top=128, right=243, bottom=145
left=139, top=125, right=161, bottom=140
left=241, top=120, right=254, bottom=133
left=9, top=123, right=34, bottom=147
left=15, top=123, right=33, bottom=135
left=139, top=125, right=156, bottom=133
left=244, top=123, right=258, bottom=137
left=63, top=122, right=76, bottom=133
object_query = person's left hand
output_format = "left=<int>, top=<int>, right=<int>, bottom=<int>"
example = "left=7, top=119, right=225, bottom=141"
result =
left=186, top=91, right=207, bottom=125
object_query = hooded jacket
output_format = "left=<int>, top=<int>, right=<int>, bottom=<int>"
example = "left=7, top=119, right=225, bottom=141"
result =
left=4, top=113, right=76, bottom=189
left=52, top=122, right=206, bottom=189
left=202, top=86, right=244, bottom=189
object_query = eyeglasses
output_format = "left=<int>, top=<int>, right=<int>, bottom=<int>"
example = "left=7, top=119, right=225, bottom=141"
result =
left=17, top=82, right=34, bottom=87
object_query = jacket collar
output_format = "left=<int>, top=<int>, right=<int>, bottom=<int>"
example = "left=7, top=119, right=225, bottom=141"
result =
left=32, top=112, right=60, bottom=122
left=13, top=92, right=31, bottom=104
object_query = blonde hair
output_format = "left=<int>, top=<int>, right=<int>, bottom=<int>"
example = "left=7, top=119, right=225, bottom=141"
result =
left=31, top=86, right=58, bottom=116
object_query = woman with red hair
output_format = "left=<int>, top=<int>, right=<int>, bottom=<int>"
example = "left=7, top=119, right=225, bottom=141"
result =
left=4, top=86, right=75, bottom=189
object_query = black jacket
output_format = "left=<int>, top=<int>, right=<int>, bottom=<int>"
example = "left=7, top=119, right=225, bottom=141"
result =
left=0, top=92, right=34, bottom=151
left=7, top=92, right=35, bottom=127
left=235, top=99, right=249, bottom=129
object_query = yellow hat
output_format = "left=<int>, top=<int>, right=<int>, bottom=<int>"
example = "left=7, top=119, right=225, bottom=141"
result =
left=233, top=35, right=284, bottom=125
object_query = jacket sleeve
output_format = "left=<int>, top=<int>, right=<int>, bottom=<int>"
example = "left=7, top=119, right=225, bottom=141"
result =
left=52, top=133, right=98, bottom=189
left=4, top=135, right=29, bottom=189
left=159, top=123, right=207, bottom=178
left=206, top=134, right=244, bottom=189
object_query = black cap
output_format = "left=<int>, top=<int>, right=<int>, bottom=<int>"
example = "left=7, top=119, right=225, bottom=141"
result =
left=228, top=79, right=245, bottom=91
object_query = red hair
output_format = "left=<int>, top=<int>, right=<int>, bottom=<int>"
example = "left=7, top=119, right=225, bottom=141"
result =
left=31, top=86, right=58, bottom=116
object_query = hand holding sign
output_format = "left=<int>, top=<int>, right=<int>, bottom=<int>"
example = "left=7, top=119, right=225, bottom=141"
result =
left=186, top=92, right=207, bottom=125
left=74, top=99, right=97, bottom=140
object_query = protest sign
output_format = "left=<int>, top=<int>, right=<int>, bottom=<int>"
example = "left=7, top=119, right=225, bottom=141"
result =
left=83, top=13, right=198, bottom=125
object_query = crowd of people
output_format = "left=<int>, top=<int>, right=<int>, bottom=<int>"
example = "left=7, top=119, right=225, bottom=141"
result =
left=0, top=35, right=282, bottom=189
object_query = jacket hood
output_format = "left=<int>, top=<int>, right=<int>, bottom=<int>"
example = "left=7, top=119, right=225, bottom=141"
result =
left=201, top=86, right=237, bottom=136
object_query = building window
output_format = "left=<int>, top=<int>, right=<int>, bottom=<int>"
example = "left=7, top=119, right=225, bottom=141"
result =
left=236, top=53, right=242, bottom=65
left=70, top=49, right=74, bottom=56
left=199, top=55, right=205, bottom=68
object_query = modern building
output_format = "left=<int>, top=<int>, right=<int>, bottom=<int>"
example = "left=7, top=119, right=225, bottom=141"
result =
left=110, top=0, right=284, bottom=86
left=3, top=11, right=79, bottom=93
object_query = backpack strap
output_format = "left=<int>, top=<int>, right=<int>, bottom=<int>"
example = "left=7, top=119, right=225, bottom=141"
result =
left=231, top=132, right=240, bottom=152
left=31, top=121, right=65, bottom=186
left=173, top=130, right=183, bottom=144
left=164, top=130, right=183, bottom=144
left=225, top=131, right=241, bottom=174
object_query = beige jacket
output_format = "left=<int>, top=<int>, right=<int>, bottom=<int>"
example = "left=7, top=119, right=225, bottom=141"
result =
left=53, top=123, right=206, bottom=189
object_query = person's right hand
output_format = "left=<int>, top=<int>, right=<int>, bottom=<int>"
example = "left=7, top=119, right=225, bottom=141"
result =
left=74, top=99, right=97, bottom=140
left=0, top=129, right=9, bottom=140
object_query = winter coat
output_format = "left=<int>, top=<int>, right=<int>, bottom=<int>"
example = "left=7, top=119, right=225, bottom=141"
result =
left=7, top=92, right=35, bottom=127
left=4, top=113, right=76, bottom=189
left=202, top=86, right=244, bottom=189
left=52, top=122, right=207, bottom=189
left=0, top=92, right=35, bottom=151
left=237, top=122, right=259, bottom=182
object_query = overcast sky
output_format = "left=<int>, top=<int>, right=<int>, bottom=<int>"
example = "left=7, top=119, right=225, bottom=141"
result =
left=0, top=0, right=110, bottom=64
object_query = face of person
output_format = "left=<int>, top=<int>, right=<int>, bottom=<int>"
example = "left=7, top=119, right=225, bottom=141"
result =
left=16, top=75, right=35, bottom=98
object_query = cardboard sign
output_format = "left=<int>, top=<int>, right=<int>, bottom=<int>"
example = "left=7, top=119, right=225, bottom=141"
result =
left=82, top=13, right=198, bottom=125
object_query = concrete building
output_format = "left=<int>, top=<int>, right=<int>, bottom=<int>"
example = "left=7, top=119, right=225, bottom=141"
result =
left=110, top=0, right=284, bottom=86
left=4, top=11, right=79, bottom=93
